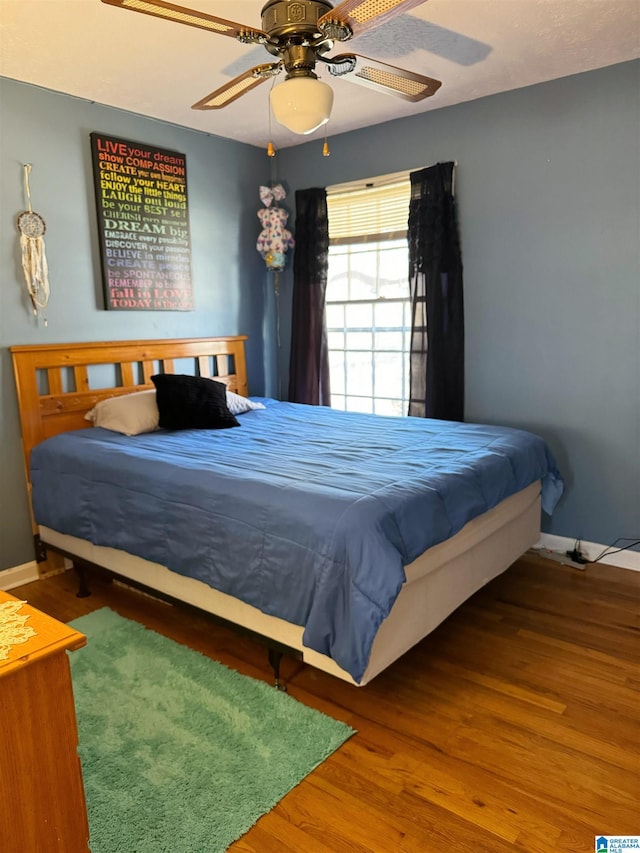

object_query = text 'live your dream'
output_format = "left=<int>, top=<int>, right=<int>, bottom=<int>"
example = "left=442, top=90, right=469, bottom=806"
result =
left=91, top=134, right=193, bottom=311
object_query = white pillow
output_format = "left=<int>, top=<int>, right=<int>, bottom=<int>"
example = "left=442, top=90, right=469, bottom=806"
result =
left=225, top=390, right=266, bottom=415
left=85, top=390, right=159, bottom=435
left=85, top=387, right=264, bottom=434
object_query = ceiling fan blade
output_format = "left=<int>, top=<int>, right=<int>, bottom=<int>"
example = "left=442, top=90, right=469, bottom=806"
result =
left=192, top=65, right=281, bottom=110
left=319, top=0, right=428, bottom=38
left=101, top=0, right=268, bottom=42
left=334, top=54, right=441, bottom=102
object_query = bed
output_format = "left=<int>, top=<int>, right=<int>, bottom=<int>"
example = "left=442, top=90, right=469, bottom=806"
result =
left=11, top=336, right=562, bottom=686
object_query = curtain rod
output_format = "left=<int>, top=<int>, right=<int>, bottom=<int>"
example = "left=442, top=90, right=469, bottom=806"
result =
left=327, top=169, right=411, bottom=195
left=327, top=162, right=458, bottom=196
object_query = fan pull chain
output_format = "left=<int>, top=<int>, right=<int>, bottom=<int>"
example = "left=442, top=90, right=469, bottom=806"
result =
left=267, top=78, right=276, bottom=158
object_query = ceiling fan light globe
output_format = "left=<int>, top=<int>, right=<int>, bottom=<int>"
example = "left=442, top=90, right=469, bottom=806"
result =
left=270, top=78, right=334, bottom=135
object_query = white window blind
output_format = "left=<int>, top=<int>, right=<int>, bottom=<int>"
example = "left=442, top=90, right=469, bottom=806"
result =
left=325, top=172, right=412, bottom=416
left=327, top=174, right=411, bottom=245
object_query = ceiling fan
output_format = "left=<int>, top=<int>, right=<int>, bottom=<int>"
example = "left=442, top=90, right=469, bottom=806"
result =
left=101, top=0, right=442, bottom=135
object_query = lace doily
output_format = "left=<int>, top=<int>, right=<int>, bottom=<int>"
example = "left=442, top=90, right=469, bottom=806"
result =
left=0, top=600, right=37, bottom=661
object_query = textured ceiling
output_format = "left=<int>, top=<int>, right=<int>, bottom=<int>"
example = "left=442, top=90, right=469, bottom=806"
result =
left=1, top=0, right=638, bottom=149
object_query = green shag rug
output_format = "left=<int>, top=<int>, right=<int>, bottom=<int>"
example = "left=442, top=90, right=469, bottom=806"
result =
left=69, top=608, right=354, bottom=852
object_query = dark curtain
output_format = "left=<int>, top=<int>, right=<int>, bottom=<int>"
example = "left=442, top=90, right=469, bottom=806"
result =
left=288, top=187, right=331, bottom=406
left=408, top=162, right=464, bottom=420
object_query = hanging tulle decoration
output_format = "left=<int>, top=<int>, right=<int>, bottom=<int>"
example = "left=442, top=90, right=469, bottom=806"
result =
left=256, top=184, right=294, bottom=272
left=17, top=164, right=50, bottom=324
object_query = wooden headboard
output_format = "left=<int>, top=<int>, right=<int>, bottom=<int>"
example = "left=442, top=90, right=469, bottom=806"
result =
left=10, top=336, right=248, bottom=571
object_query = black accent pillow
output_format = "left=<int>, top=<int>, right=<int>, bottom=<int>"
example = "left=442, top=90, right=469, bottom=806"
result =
left=151, top=374, right=240, bottom=431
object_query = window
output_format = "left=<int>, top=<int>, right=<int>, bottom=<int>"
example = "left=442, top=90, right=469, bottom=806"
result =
left=326, top=174, right=411, bottom=416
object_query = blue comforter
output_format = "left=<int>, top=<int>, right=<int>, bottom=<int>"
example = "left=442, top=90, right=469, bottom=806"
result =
left=31, top=400, right=563, bottom=682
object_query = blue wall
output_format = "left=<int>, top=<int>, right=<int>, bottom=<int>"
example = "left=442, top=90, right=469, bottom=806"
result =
left=1, top=60, right=638, bottom=572
left=0, top=78, right=272, bottom=570
left=280, top=60, right=640, bottom=551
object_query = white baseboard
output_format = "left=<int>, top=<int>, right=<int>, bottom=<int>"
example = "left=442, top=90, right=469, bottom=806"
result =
left=0, top=561, right=40, bottom=591
left=536, top=534, right=640, bottom=573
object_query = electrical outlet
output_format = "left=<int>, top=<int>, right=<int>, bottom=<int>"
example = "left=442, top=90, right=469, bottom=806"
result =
left=566, top=548, right=589, bottom=564
left=532, top=547, right=588, bottom=571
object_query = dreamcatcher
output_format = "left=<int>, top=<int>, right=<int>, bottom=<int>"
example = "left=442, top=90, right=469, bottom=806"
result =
left=17, top=164, right=50, bottom=324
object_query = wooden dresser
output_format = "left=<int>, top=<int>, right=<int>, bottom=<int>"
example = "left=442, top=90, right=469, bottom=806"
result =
left=0, top=590, right=89, bottom=852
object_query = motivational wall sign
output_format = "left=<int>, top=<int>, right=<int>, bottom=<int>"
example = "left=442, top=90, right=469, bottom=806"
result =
left=90, top=132, right=194, bottom=311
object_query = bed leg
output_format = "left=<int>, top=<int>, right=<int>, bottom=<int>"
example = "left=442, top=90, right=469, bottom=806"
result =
left=267, top=647, right=287, bottom=691
left=74, top=563, right=91, bottom=598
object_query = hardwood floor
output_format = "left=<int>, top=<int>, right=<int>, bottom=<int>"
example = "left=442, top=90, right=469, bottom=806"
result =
left=11, top=552, right=639, bottom=852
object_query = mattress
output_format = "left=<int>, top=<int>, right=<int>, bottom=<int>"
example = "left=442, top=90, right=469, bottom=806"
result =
left=30, top=400, right=563, bottom=681
left=39, top=480, right=542, bottom=684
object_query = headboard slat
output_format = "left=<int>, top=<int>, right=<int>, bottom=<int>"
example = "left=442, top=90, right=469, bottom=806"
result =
left=215, top=354, right=228, bottom=378
left=120, top=362, right=135, bottom=386
left=47, top=367, right=63, bottom=396
left=198, top=355, right=211, bottom=378
left=73, top=365, right=90, bottom=393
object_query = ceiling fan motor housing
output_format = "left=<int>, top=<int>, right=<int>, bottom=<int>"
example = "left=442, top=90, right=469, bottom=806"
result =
left=261, top=0, right=338, bottom=78
left=261, top=1, right=334, bottom=42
